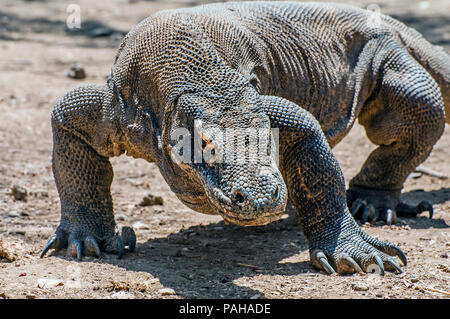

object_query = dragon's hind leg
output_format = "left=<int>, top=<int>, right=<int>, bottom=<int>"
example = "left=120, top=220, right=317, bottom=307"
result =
left=348, top=47, right=445, bottom=225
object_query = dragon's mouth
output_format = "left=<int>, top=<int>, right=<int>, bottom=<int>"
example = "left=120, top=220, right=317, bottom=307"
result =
left=220, top=209, right=285, bottom=226
left=205, top=186, right=287, bottom=226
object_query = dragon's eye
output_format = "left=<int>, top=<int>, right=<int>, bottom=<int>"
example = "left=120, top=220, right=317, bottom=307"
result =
left=201, top=137, right=217, bottom=165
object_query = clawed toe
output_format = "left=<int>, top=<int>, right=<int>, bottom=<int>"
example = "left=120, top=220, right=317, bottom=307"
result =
left=40, top=234, right=65, bottom=258
left=311, top=250, right=336, bottom=274
left=349, top=197, right=433, bottom=225
left=40, top=226, right=136, bottom=261
left=396, top=200, right=433, bottom=219
left=309, top=221, right=406, bottom=276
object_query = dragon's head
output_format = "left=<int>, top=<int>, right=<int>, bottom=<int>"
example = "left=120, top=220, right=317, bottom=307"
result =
left=164, top=85, right=288, bottom=226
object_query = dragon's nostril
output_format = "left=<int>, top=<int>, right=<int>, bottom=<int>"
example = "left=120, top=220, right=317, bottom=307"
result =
left=273, top=185, right=280, bottom=201
left=233, top=190, right=245, bottom=206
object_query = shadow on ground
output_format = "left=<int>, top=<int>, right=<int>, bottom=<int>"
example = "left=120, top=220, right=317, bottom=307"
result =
left=0, top=10, right=127, bottom=48
left=45, top=186, right=450, bottom=298
left=104, top=213, right=313, bottom=298
left=399, top=187, right=450, bottom=230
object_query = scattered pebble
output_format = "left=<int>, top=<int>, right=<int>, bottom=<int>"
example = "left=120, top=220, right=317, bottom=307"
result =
left=7, top=211, right=20, bottom=218
left=351, top=282, right=369, bottom=291
left=410, top=275, right=420, bottom=283
left=132, top=221, right=150, bottom=230
left=109, top=291, right=135, bottom=299
left=37, top=278, right=64, bottom=289
left=137, top=279, right=159, bottom=292
left=0, top=292, right=10, bottom=299
left=110, top=280, right=129, bottom=292
left=11, top=184, right=27, bottom=201
left=0, top=241, right=17, bottom=262
left=139, top=194, right=164, bottom=207
left=66, top=63, right=86, bottom=79
left=158, top=288, right=176, bottom=296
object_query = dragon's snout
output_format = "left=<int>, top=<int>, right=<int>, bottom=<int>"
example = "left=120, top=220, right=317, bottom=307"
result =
left=207, top=167, right=288, bottom=226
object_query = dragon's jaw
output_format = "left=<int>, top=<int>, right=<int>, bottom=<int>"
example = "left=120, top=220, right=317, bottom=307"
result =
left=202, top=172, right=288, bottom=227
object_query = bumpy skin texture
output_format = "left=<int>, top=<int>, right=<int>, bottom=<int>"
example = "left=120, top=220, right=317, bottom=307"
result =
left=42, top=2, right=450, bottom=275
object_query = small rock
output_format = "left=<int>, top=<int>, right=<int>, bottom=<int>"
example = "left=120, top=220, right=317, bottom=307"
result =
left=110, top=280, right=129, bottom=292
left=116, top=214, right=126, bottom=221
left=109, top=291, right=135, bottom=299
left=250, top=294, right=262, bottom=299
left=19, top=272, right=26, bottom=277
left=66, top=63, right=86, bottom=79
left=0, top=292, right=9, bottom=299
left=30, top=190, right=48, bottom=198
left=351, top=282, right=369, bottom=291
left=410, top=275, right=420, bottom=283
left=0, top=241, right=17, bottom=262
left=139, top=194, right=164, bottom=207
left=11, top=184, right=27, bottom=201
left=158, top=288, right=176, bottom=296
left=7, top=211, right=20, bottom=218
left=137, top=278, right=158, bottom=292
left=37, top=278, right=64, bottom=289
left=132, top=221, right=150, bottom=230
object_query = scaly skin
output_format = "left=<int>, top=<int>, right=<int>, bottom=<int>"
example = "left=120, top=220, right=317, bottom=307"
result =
left=41, top=2, right=450, bottom=275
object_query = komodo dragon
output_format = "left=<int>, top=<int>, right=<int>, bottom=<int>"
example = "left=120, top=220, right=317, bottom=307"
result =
left=41, top=1, right=450, bottom=275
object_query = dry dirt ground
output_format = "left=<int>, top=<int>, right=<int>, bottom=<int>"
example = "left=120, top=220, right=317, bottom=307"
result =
left=0, top=0, right=449, bottom=299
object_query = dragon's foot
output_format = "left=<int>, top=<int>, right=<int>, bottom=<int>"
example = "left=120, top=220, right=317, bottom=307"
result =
left=310, top=215, right=406, bottom=275
left=40, top=223, right=136, bottom=261
left=347, top=186, right=433, bottom=225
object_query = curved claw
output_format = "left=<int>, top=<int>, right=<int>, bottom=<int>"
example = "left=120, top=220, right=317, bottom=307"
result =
left=384, top=257, right=402, bottom=274
left=361, top=204, right=376, bottom=224
left=374, top=255, right=385, bottom=276
left=350, top=199, right=365, bottom=218
left=396, top=200, right=434, bottom=219
left=314, top=251, right=336, bottom=274
left=84, top=236, right=101, bottom=258
left=117, top=236, right=124, bottom=260
left=67, top=240, right=83, bottom=261
left=341, top=254, right=363, bottom=273
left=418, top=200, right=433, bottom=219
left=121, top=226, right=136, bottom=252
left=358, top=231, right=407, bottom=266
left=384, top=209, right=397, bottom=225
left=40, top=234, right=59, bottom=258
left=386, top=243, right=407, bottom=266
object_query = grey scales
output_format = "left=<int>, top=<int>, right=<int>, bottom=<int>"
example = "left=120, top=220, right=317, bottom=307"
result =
left=41, top=1, right=450, bottom=275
